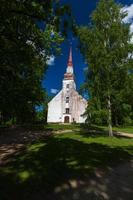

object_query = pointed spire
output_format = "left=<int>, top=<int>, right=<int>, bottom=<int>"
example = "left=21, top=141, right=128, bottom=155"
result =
left=67, top=46, right=73, bottom=67
left=65, top=45, right=74, bottom=75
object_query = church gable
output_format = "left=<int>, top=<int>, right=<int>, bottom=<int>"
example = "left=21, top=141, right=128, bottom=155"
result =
left=47, top=91, right=63, bottom=123
left=48, top=90, right=62, bottom=105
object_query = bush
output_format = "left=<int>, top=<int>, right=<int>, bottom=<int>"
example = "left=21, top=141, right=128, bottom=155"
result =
left=87, top=109, right=108, bottom=125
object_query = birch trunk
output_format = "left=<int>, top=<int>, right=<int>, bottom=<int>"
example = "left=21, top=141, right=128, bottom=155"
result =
left=107, top=95, right=113, bottom=137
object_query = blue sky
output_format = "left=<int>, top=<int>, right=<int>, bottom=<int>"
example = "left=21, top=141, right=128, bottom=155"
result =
left=43, top=0, right=133, bottom=96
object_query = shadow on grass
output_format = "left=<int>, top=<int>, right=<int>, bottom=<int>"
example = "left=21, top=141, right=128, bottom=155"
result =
left=0, top=136, right=132, bottom=200
left=0, top=125, right=53, bottom=145
left=79, top=124, right=133, bottom=139
left=80, top=124, right=109, bottom=137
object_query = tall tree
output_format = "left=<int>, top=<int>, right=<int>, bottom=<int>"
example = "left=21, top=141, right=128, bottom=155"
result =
left=0, top=0, right=72, bottom=124
left=78, top=0, right=133, bottom=136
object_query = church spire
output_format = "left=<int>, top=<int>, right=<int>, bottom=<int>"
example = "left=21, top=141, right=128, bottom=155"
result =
left=67, top=47, right=73, bottom=67
left=66, top=46, right=73, bottom=74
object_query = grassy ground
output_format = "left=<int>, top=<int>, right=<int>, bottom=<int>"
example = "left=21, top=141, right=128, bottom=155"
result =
left=46, top=123, right=133, bottom=134
left=46, top=123, right=80, bottom=131
left=113, top=126, right=133, bottom=134
left=97, top=125, right=133, bottom=134
left=1, top=123, right=133, bottom=134
left=0, top=128, right=132, bottom=200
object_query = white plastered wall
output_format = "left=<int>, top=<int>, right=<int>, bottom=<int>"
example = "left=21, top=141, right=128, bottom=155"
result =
left=47, top=91, right=63, bottom=123
left=71, top=90, right=87, bottom=123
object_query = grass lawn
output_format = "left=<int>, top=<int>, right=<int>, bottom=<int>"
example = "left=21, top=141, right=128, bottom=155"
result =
left=46, top=123, right=133, bottom=134
left=113, top=126, right=133, bottom=134
left=0, top=129, right=132, bottom=200
left=98, top=125, right=133, bottom=134
left=46, top=123, right=80, bottom=131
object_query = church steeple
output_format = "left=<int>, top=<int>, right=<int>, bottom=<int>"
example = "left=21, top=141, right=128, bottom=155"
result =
left=66, top=46, right=74, bottom=74
left=63, top=46, right=75, bottom=87
left=64, top=47, right=74, bottom=80
left=67, top=47, right=73, bottom=67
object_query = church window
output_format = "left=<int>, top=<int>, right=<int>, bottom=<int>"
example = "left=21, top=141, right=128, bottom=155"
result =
left=66, top=97, right=69, bottom=103
left=66, top=84, right=69, bottom=88
left=66, top=108, right=69, bottom=114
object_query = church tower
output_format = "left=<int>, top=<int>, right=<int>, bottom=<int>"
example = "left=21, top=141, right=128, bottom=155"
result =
left=47, top=46, right=87, bottom=123
left=62, top=47, right=77, bottom=123
left=63, top=47, right=76, bottom=90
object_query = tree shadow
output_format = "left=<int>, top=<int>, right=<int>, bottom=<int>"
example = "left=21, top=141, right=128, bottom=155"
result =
left=79, top=124, right=109, bottom=137
left=0, top=126, right=53, bottom=145
left=0, top=136, right=132, bottom=200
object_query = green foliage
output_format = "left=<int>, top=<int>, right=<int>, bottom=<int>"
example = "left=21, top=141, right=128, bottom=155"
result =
left=35, top=93, right=52, bottom=124
left=91, top=109, right=108, bottom=125
left=78, top=0, right=133, bottom=128
left=0, top=0, right=72, bottom=124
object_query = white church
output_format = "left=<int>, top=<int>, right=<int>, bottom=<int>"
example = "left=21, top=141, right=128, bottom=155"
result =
left=47, top=47, right=87, bottom=123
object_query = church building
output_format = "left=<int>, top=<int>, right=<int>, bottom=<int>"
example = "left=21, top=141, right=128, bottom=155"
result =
left=47, top=47, right=87, bottom=123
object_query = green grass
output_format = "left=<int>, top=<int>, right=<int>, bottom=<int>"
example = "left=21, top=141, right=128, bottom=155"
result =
left=113, top=126, right=133, bottom=134
left=0, top=131, right=132, bottom=200
left=1, top=123, right=132, bottom=134
left=98, top=125, right=133, bottom=134
left=46, top=123, right=133, bottom=134
left=46, top=123, right=80, bottom=131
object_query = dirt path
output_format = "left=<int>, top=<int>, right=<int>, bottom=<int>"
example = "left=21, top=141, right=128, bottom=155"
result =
left=0, top=128, right=52, bottom=165
left=55, top=129, right=133, bottom=138
left=53, top=160, right=133, bottom=200
left=114, top=131, right=133, bottom=138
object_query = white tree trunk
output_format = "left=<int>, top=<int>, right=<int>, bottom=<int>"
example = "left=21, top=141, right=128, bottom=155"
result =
left=108, top=95, right=113, bottom=137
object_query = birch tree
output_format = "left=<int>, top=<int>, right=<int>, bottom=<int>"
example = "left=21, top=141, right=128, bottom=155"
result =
left=78, top=0, right=133, bottom=136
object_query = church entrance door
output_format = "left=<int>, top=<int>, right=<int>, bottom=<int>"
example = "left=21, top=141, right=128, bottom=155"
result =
left=64, top=116, right=69, bottom=123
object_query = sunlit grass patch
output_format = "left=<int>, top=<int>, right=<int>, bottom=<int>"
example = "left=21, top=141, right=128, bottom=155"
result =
left=27, top=143, right=46, bottom=152
left=18, top=170, right=30, bottom=181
